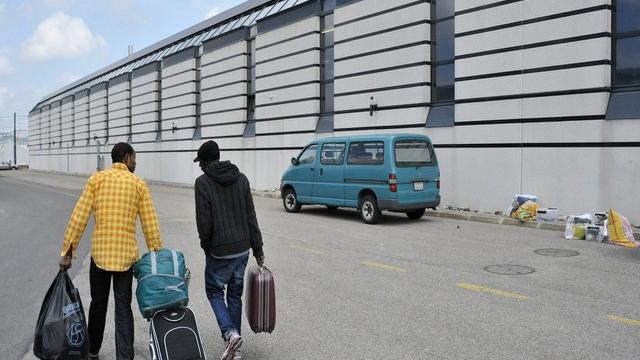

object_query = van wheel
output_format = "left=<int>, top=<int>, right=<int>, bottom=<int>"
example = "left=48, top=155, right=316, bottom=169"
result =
left=406, top=208, right=426, bottom=220
left=282, top=188, right=301, bottom=213
left=359, top=194, right=381, bottom=224
left=326, top=206, right=338, bottom=210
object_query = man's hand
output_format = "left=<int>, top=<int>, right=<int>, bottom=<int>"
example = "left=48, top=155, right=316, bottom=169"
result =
left=59, top=256, right=72, bottom=271
left=255, top=255, right=265, bottom=267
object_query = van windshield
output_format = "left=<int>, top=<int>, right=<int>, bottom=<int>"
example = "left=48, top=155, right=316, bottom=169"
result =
left=394, top=140, right=436, bottom=167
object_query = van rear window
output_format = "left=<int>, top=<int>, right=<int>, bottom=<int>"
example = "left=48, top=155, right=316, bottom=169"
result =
left=394, top=140, right=436, bottom=167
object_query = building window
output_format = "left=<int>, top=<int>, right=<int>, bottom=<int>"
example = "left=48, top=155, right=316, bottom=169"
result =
left=606, top=0, right=640, bottom=120
left=426, top=0, right=455, bottom=127
left=244, top=33, right=257, bottom=137
left=317, top=1, right=335, bottom=133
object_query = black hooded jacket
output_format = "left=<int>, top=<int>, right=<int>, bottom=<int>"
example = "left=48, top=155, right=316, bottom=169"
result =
left=194, top=160, right=263, bottom=258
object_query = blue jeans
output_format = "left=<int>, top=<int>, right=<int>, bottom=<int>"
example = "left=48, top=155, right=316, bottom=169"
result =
left=205, top=253, right=249, bottom=339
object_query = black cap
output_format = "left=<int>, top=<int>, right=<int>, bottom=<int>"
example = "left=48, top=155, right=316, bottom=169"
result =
left=193, top=140, right=220, bottom=162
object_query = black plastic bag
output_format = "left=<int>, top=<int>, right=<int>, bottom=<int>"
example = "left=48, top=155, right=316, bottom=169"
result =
left=34, top=271, right=89, bottom=360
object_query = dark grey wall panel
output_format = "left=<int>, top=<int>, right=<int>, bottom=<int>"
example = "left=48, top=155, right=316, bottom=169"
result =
left=257, top=0, right=321, bottom=34
left=133, top=61, right=161, bottom=78
left=90, top=82, right=108, bottom=93
left=109, top=72, right=131, bottom=87
left=74, top=89, right=89, bottom=99
left=203, top=27, right=250, bottom=53
left=163, top=46, right=198, bottom=68
left=62, top=95, right=74, bottom=105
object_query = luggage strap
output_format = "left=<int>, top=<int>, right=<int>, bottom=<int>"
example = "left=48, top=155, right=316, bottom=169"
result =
left=150, top=250, right=180, bottom=276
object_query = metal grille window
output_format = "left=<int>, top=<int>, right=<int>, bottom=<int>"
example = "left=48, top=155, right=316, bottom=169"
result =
left=606, top=0, right=640, bottom=120
left=426, top=0, right=455, bottom=127
left=317, top=1, right=335, bottom=133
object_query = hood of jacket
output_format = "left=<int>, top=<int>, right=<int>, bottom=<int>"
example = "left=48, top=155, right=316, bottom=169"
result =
left=204, top=160, right=240, bottom=186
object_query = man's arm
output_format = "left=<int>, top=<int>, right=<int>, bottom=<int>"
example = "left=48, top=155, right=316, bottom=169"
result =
left=60, top=175, right=95, bottom=269
left=138, top=182, right=163, bottom=251
left=195, top=178, right=213, bottom=254
left=243, top=175, right=264, bottom=262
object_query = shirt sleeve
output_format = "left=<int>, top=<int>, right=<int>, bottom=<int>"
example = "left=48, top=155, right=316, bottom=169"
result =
left=194, top=178, right=213, bottom=253
left=61, top=175, right=95, bottom=257
left=138, top=181, right=163, bottom=251
left=244, top=176, right=263, bottom=257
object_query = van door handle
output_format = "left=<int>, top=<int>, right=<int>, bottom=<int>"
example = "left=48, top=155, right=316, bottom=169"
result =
left=310, top=168, right=314, bottom=171
left=320, top=168, right=323, bottom=175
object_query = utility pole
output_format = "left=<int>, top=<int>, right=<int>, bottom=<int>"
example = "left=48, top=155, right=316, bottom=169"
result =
left=13, top=112, right=17, bottom=166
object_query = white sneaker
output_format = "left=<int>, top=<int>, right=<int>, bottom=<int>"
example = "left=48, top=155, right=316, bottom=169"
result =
left=220, top=331, right=243, bottom=360
left=233, top=350, right=242, bottom=360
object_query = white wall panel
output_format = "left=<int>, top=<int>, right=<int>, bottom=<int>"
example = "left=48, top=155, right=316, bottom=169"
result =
left=202, top=82, right=246, bottom=101
left=335, top=0, right=422, bottom=25
left=200, top=55, right=246, bottom=78
left=201, top=42, right=245, bottom=64
left=201, top=69, right=246, bottom=89
left=256, top=67, right=319, bottom=91
left=335, top=44, right=428, bottom=77
left=201, top=96, right=246, bottom=114
left=256, top=83, right=318, bottom=105
left=256, top=16, right=318, bottom=47
left=334, top=86, right=428, bottom=112
left=335, top=24, right=430, bottom=59
left=523, top=65, right=609, bottom=93
left=257, top=51, right=319, bottom=75
left=161, top=71, right=196, bottom=89
left=457, top=2, right=523, bottom=34
left=162, top=59, right=196, bottom=77
left=456, top=74, right=523, bottom=99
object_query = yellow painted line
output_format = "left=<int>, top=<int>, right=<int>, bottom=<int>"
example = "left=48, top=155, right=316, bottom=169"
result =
left=607, top=315, right=640, bottom=327
left=289, top=244, right=325, bottom=255
left=457, top=282, right=528, bottom=300
left=361, top=261, right=407, bottom=273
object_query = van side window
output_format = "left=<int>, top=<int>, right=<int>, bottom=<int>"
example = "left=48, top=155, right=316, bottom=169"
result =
left=320, top=143, right=346, bottom=165
left=347, top=141, right=384, bottom=165
left=297, top=144, right=318, bottom=165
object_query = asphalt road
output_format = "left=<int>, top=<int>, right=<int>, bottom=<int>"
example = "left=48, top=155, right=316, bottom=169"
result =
left=0, top=172, right=91, bottom=360
left=3, top=170, right=639, bottom=360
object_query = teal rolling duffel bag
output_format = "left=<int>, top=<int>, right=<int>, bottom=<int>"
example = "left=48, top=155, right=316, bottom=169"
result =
left=133, top=249, right=189, bottom=318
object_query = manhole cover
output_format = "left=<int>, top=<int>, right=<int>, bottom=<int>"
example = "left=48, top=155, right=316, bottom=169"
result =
left=484, top=265, right=535, bottom=275
left=534, top=248, right=580, bottom=257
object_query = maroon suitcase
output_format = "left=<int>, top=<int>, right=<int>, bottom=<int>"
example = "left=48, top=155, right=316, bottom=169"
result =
left=245, top=265, right=276, bottom=333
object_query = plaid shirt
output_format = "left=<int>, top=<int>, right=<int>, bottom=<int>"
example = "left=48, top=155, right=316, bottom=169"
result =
left=61, top=163, right=163, bottom=271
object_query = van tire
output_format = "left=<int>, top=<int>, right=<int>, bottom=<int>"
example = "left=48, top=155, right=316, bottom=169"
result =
left=406, top=208, right=426, bottom=220
left=359, top=194, right=381, bottom=224
left=283, top=188, right=301, bottom=213
left=326, top=206, right=338, bottom=210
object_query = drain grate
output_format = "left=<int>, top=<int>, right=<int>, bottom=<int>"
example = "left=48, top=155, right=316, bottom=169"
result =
left=484, top=265, right=535, bottom=275
left=534, top=249, right=580, bottom=257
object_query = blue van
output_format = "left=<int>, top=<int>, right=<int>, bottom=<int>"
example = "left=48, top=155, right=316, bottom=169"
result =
left=280, top=133, right=440, bottom=224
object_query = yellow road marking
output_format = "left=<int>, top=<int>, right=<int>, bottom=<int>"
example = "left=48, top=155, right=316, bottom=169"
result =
left=361, top=261, right=407, bottom=272
left=289, top=244, right=325, bottom=255
left=607, top=315, right=640, bottom=327
left=457, top=282, right=528, bottom=300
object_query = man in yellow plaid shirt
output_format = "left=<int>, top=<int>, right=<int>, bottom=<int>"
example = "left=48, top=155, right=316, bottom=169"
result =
left=59, top=142, right=163, bottom=360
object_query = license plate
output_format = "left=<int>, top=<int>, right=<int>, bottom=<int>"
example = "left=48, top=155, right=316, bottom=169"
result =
left=413, top=181, right=424, bottom=191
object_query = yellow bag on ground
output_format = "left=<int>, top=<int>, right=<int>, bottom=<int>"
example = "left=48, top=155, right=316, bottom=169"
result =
left=512, top=201, right=539, bottom=222
left=607, top=209, right=639, bottom=248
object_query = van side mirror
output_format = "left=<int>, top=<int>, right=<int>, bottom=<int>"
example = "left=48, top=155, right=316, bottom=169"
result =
left=291, top=157, right=298, bottom=166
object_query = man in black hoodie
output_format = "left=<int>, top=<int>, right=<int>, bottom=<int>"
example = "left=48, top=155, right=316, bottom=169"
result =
left=193, top=140, right=264, bottom=360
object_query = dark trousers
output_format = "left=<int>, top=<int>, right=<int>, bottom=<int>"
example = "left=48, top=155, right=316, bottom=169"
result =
left=88, top=258, right=134, bottom=360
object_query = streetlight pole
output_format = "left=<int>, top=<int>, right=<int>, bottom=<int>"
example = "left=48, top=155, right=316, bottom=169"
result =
left=13, top=112, right=17, bottom=167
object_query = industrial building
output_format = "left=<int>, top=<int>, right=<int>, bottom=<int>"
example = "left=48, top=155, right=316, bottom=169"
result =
left=28, top=0, right=640, bottom=222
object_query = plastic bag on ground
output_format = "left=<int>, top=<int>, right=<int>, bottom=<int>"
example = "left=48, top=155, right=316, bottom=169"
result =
left=607, top=209, right=639, bottom=248
left=34, top=271, right=89, bottom=360
left=564, top=214, right=593, bottom=240
left=512, top=200, right=539, bottom=222
left=505, top=194, right=537, bottom=217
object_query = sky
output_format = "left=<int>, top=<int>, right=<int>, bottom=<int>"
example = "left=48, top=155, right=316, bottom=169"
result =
left=0, top=0, right=245, bottom=133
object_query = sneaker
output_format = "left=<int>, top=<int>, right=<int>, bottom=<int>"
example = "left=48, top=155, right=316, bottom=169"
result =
left=233, top=350, right=242, bottom=360
left=220, top=331, right=243, bottom=360
left=89, top=353, right=99, bottom=360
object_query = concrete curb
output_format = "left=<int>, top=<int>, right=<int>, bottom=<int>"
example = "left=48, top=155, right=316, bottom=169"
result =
left=426, top=210, right=565, bottom=232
